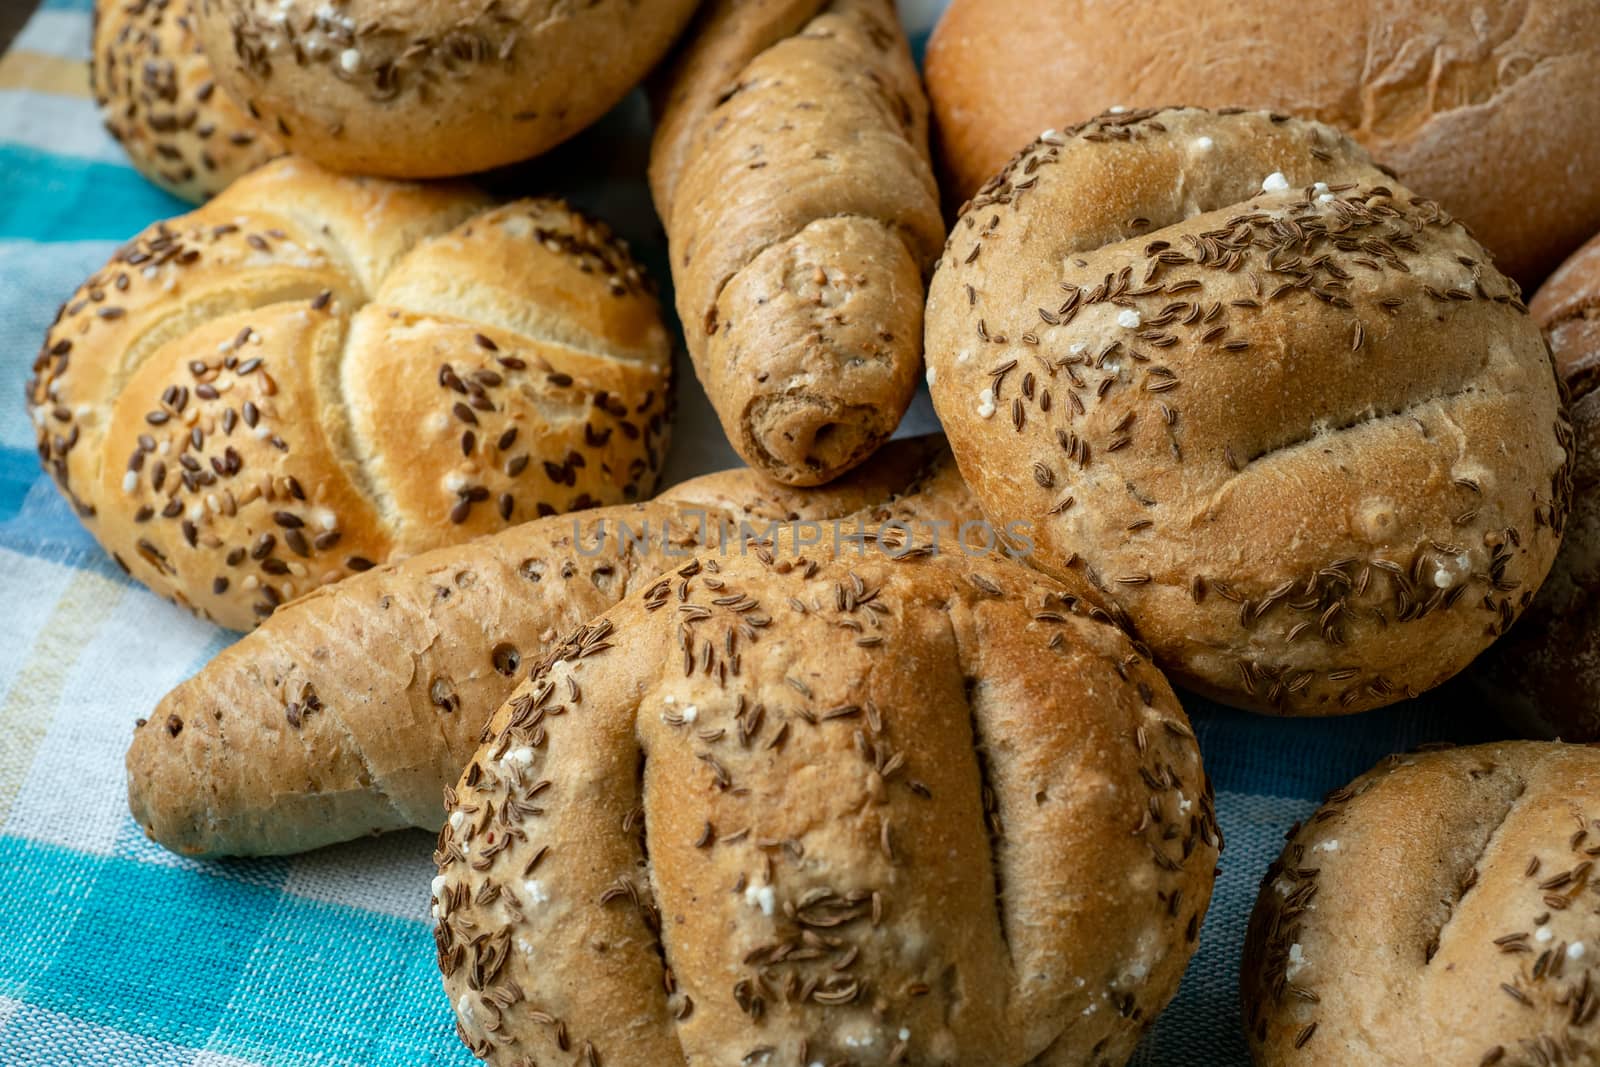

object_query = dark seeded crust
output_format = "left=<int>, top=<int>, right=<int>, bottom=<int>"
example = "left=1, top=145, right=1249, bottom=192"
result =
left=1470, top=234, right=1600, bottom=741
left=25, top=157, right=673, bottom=631
left=649, top=0, right=944, bottom=486
left=125, top=436, right=981, bottom=857
left=1241, top=742, right=1600, bottom=1066
left=93, top=0, right=282, bottom=202
left=924, top=0, right=1600, bottom=283
left=435, top=546, right=1219, bottom=1066
left=924, top=107, right=1572, bottom=716
left=192, top=0, right=699, bottom=178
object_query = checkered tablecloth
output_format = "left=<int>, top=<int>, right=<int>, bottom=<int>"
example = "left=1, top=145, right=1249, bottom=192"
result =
left=0, top=2, right=1519, bottom=1064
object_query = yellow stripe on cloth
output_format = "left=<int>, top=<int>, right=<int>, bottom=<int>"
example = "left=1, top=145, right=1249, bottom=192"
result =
left=0, top=50, right=90, bottom=99
left=0, top=569, right=126, bottom=821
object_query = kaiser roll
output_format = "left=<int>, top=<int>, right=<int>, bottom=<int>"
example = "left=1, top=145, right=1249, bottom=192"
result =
left=433, top=547, right=1220, bottom=1066
left=925, top=0, right=1600, bottom=283
left=93, top=0, right=281, bottom=202
left=25, top=156, right=672, bottom=632
left=924, top=107, right=1573, bottom=716
left=1242, top=742, right=1600, bottom=1065
left=193, top=0, right=700, bottom=177
left=1471, top=232, right=1600, bottom=742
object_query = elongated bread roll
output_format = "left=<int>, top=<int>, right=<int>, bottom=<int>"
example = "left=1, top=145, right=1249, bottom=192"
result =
left=127, top=436, right=978, bottom=856
left=650, top=0, right=944, bottom=486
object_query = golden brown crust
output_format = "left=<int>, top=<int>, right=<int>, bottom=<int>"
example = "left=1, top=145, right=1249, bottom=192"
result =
left=93, top=0, right=282, bottom=202
left=1470, top=238, right=1600, bottom=741
left=435, top=546, right=1218, bottom=1066
left=26, top=157, right=672, bottom=631
left=649, top=0, right=943, bottom=486
left=192, top=0, right=700, bottom=177
left=924, top=107, right=1572, bottom=716
left=1241, top=742, right=1600, bottom=1066
left=925, top=0, right=1600, bottom=283
left=126, top=436, right=981, bottom=857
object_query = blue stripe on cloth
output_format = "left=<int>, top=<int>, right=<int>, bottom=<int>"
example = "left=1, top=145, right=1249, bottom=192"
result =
left=0, top=468, right=107, bottom=558
left=0, top=146, right=183, bottom=242
left=38, top=0, right=94, bottom=14
left=0, top=836, right=472, bottom=1067
left=0, top=448, right=41, bottom=523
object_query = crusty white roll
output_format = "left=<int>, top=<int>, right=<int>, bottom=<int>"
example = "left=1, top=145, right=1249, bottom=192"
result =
left=1471, top=233, right=1600, bottom=742
left=1242, top=742, right=1600, bottom=1066
left=925, top=0, right=1600, bottom=283
left=194, top=0, right=699, bottom=177
left=924, top=107, right=1573, bottom=716
left=93, top=0, right=281, bottom=202
left=26, top=156, right=672, bottom=631
left=434, top=547, right=1219, bottom=1066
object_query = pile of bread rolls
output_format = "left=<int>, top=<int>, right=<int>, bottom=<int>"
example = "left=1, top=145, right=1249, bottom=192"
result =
left=34, top=1, right=1600, bottom=1064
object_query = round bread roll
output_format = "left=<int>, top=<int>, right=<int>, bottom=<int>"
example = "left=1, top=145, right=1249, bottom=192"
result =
left=193, top=0, right=699, bottom=178
left=25, top=156, right=672, bottom=631
left=432, top=547, right=1220, bottom=1066
left=93, top=0, right=281, bottom=202
left=923, top=107, right=1573, bottom=716
left=1471, top=234, right=1600, bottom=742
left=924, top=0, right=1600, bottom=283
left=1241, top=742, right=1600, bottom=1066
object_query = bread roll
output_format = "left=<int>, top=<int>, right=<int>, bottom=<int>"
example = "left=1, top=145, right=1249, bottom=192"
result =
left=925, top=0, right=1600, bottom=283
left=26, top=156, right=672, bottom=631
left=93, top=0, right=282, bottom=202
left=924, top=107, right=1573, bottom=715
left=1241, top=742, right=1600, bottom=1066
left=127, top=436, right=979, bottom=857
left=194, top=0, right=699, bottom=177
left=1471, top=234, right=1600, bottom=741
left=435, top=547, right=1218, bottom=1067
left=649, top=0, right=944, bottom=486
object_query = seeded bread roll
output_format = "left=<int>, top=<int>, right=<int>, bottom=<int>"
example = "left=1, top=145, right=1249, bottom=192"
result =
left=193, top=0, right=699, bottom=178
left=924, top=107, right=1574, bottom=716
left=1241, top=742, right=1600, bottom=1066
left=435, top=547, right=1219, bottom=1067
left=1471, top=234, right=1600, bottom=742
left=93, top=0, right=282, bottom=202
left=127, top=436, right=980, bottom=857
left=649, top=0, right=944, bottom=486
left=25, top=156, right=672, bottom=632
left=925, top=0, right=1600, bottom=282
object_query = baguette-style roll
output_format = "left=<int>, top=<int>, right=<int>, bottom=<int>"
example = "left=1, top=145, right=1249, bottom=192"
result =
left=27, top=157, right=672, bottom=631
left=127, top=436, right=978, bottom=857
left=437, top=547, right=1218, bottom=1067
left=650, top=0, right=944, bottom=486
left=93, top=0, right=281, bottom=202
left=1241, top=742, right=1600, bottom=1066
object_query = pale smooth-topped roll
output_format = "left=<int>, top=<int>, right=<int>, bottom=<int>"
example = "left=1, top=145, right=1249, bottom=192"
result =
left=1242, top=742, right=1600, bottom=1065
left=924, top=107, right=1573, bottom=716
left=194, top=0, right=700, bottom=177
left=26, top=156, right=672, bottom=630
left=434, top=547, right=1219, bottom=1066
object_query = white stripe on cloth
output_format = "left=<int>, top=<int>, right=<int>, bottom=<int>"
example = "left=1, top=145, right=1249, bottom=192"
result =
left=2, top=565, right=219, bottom=855
left=12, top=10, right=94, bottom=63
left=189, top=1050, right=265, bottom=1067
left=0, top=90, right=122, bottom=166
left=283, top=830, right=440, bottom=924
left=0, top=238, right=123, bottom=451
